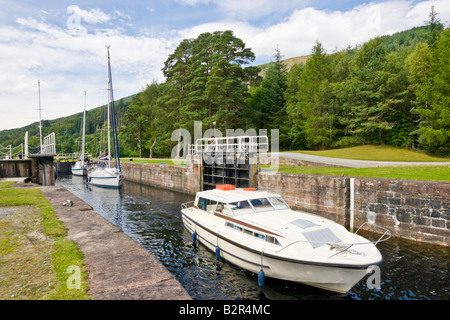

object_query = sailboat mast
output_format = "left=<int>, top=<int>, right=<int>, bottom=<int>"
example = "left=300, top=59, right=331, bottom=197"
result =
left=106, top=45, right=112, bottom=168
left=81, top=91, right=86, bottom=163
left=38, top=80, right=43, bottom=154
left=106, top=45, right=120, bottom=171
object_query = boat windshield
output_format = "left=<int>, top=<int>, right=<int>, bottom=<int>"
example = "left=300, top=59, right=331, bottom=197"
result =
left=228, top=200, right=254, bottom=215
left=250, top=198, right=273, bottom=212
left=229, top=197, right=289, bottom=215
left=215, top=202, right=233, bottom=216
left=198, top=197, right=218, bottom=214
left=268, top=197, right=289, bottom=210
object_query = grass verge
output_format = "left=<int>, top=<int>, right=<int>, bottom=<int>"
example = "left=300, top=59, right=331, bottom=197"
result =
left=0, top=188, right=90, bottom=300
left=262, top=165, right=449, bottom=182
left=290, top=145, right=450, bottom=162
left=0, top=181, right=16, bottom=188
left=120, top=158, right=186, bottom=165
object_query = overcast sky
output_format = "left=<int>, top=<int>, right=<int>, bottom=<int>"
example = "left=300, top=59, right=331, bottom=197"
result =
left=0, top=0, right=449, bottom=130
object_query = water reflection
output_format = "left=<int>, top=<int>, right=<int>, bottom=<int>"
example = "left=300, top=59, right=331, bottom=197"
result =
left=57, top=175, right=450, bottom=300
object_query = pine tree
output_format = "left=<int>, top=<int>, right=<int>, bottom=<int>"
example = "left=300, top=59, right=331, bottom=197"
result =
left=285, top=63, right=305, bottom=149
left=155, top=30, right=256, bottom=156
left=290, top=41, right=336, bottom=149
left=246, top=47, right=289, bottom=147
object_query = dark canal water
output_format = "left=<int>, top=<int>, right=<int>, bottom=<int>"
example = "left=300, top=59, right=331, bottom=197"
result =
left=57, top=175, right=449, bottom=300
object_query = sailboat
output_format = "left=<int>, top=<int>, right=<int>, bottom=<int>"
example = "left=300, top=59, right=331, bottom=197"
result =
left=88, top=45, right=123, bottom=189
left=71, top=91, right=88, bottom=176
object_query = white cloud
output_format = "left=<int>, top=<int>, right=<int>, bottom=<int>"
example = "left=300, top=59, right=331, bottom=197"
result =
left=66, top=5, right=111, bottom=25
left=0, top=16, right=177, bottom=130
left=113, top=9, right=131, bottom=20
left=177, top=0, right=450, bottom=60
left=177, top=20, right=261, bottom=44
left=407, top=0, right=450, bottom=26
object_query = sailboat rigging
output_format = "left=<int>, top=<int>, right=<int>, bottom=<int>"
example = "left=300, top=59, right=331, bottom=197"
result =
left=87, top=45, right=123, bottom=188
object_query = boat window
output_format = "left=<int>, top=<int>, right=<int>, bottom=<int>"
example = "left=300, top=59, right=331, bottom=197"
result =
left=266, top=235, right=281, bottom=245
left=216, top=202, right=232, bottom=216
left=225, top=222, right=281, bottom=246
left=268, top=197, right=290, bottom=210
left=254, top=232, right=265, bottom=240
left=225, top=222, right=234, bottom=228
left=229, top=200, right=254, bottom=215
left=250, top=198, right=273, bottom=212
left=198, top=197, right=217, bottom=214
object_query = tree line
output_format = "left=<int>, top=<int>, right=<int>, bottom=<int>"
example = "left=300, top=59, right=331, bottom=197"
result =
left=122, top=10, right=448, bottom=158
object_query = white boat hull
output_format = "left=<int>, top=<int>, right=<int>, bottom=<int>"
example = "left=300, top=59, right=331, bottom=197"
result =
left=71, top=168, right=87, bottom=176
left=71, top=161, right=87, bottom=176
left=88, top=167, right=123, bottom=189
left=182, top=209, right=379, bottom=294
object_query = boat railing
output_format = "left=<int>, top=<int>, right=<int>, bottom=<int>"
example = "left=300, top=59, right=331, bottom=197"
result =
left=354, top=222, right=392, bottom=245
left=328, top=222, right=391, bottom=257
left=56, top=153, right=93, bottom=161
left=276, top=223, right=391, bottom=255
left=181, top=201, right=195, bottom=210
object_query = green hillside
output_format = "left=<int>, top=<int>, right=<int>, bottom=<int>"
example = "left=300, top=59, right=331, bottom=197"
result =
left=0, top=94, right=135, bottom=156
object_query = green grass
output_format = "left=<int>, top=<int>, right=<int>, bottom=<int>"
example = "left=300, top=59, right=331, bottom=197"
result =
left=290, top=145, right=450, bottom=162
left=277, top=145, right=449, bottom=182
left=0, top=188, right=90, bottom=300
left=0, top=181, right=16, bottom=188
left=120, top=158, right=186, bottom=165
left=262, top=165, right=450, bottom=182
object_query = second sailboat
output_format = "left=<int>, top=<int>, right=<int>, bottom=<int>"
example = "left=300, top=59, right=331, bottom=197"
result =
left=88, top=45, right=123, bottom=189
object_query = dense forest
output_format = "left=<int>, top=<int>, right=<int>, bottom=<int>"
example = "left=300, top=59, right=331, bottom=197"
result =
left=1, top=8, right=448, bottom=158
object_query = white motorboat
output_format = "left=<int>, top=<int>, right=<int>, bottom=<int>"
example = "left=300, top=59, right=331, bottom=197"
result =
left=181, top=185, right=390, bottom=294
left=72, top=91, right=88, bottom=177
left=88, top=45, right=122, bottom=189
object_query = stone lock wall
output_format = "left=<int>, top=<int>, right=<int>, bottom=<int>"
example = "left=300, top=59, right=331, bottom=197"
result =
left=257, top=172, right=349, bottom=226
left=257, top=171, right=450, bottom=246
left=0, top=159, right=32, bottom=178
left=354, top=178, right=449, bottom=246
left=120, top=161, right=200, bottom=196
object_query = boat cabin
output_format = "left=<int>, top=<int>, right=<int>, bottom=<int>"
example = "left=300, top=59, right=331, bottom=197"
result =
left=194, top=185, right=290, bottom=217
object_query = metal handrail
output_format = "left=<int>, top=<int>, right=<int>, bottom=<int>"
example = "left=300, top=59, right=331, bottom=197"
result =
left=355, top=222, right=392, bottom=245
left=181, top=201, right=195, bottom=210
left=193, top=135, right=269, bottom=155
